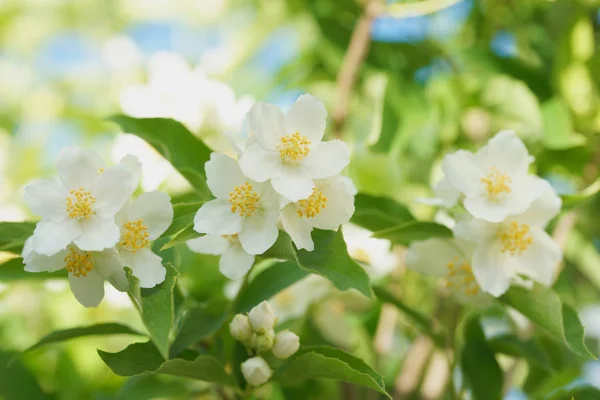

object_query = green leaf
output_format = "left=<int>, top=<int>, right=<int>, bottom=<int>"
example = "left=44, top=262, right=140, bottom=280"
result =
left=99, top=341, right=236, bottom=387
left=488, top=334, right=553, bottom=372
left=351, top=193, right=415, bottom=232
left=235, top=261, right=309, bottom=313
left=370, top=77, right=401, bottom=153
left=24, top=323, right=144, bottom=353
left=0, top=257, right=66, bottom=281
left=561, top=178, right=600, bottom=209
left=460, top=315, right=503, bottom=400
left=0, top=351, right=46, bottom=400
left=127, top=264, right=179, bottom=359
left=373, top=285, right=445, bottom=346
left=161, top=225, right=203, bottom=251
left=373, top=221, right=452, bottom=245
left=161, top=201, right=205, bottom=238
left=110, top=116, right=212, bottom=198
left=264, top=230, right=373, bottom=298
left=543, top=379, right=600, bottom=400
left=500, top=285, right=595, bottom=359
left=169, top=305, right=226, bottom=357
left=275, top=346, right=390, bottom=398
left=0, top=222, right=35, bottom=254
left=541, top=98, right=586, bottom=150
left=117, top=375, right=188, bottom=400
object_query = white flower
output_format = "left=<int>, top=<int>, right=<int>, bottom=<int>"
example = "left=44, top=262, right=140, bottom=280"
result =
left=453, top=179, right=562, bottom=297
left=441, top=130, right=542, bottom=222
left=239, top=94, right=350, bottom=201
left=405, top=238, right=490, bottom=304
left=193, top=153, right=280, bottom=255
left=229, top=314, right=253, bottom=342
left=24, top=147, right=139, bottom=255
left=281, top=176, right=355, bottom=251
left=241, top=356, right=272, bottom=386
left=270, top=275, right=332, bottom=322
left=115, top=191, right=173, bottom=288
left=248, top=301, right=277, bottom=334
left=187, top=234, right=254, bottom=279
left=343, top=224, right=400, bottom=279
left=272, top=330, right=300, bottom=359
left=22, top=238, right=128, bottom=308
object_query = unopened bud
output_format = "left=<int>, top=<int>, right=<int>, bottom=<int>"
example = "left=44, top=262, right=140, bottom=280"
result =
left=253, top=329, right=275, bottom=352
left=241, top=356, right=272, bottom=386
left=229, top=314, right=252, bottom=342
left=272, top=330, right=300, bottom=359
left=248, top=301, right=277, bottom=334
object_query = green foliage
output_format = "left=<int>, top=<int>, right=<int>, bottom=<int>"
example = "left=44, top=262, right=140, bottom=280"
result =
left=351, top=193, right=415, bottom=232
left=0, top=222, right=35, bottom=254
left=373, top=221, right=453, bottom=245
left=169, top=304, right=226, bottom=357
left=0, top=351, right=46, bottom=400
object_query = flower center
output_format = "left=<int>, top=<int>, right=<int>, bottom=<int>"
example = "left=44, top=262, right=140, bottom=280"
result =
left=66, top=188, right=96, bottom=220
left=229, top=182, right=260, bottom=217
left=64, top=246, right=94, bottom=277
left=278, top=132, right=311, bottom=163
left=223, top=233, right=239, bottom=243
left=500, top=221, right=533, bottom=256
left=296, top=188, right=327, bottom=218
left=120, top=219, right=150, bottom=253
left=446, top=259, right=479, bottom=296
left=481, top=167, right=511, bottom=198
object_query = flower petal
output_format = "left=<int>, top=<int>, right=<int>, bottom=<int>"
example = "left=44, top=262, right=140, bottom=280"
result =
left=247, top=102, right=287, bottom=149
left=94, top=249, right=129, bottom=291
left=220, top=242, right=255, bottom=280
left=68, top=269, right=105, bottom=307
left=32, top=219, right=80, bottom=255
left=310, top=179, right=354, bottom=230
left=441, top=150, right=484, bottom=196
left=517, top=178, right=561, bottom=228
left=91, top=165, right=133, bottom=217
left=118, top=191, right=173, bottom=240
left=118, top=154, right=142, bottom=191
left=239, top=144, right=283, bottom=182
left=432, top=178, right=460, bottom=208
left=193, top=199, right=243, bottom=235
left=284, top=94, right=327, bottom=142
left=405, top=238, right=463, bottom=278
left=281, top=204, right=314, bottom=251
left=239, top=212, right=279, bottom=254
left=187, top=235, right=229, bottom=255
left=475, top=131, right=532, bottom=176
left=303, top=140, right=350, bottom=180
left=471, top=240, right=515, bottom=297
left=271, top=165, right=314, bottom=202
left=206, top=153, right=249, bottom=198
left=74, top=217, right=120, bottom=251
left=56, top=146, right=101, bottom=190
left=453, top=219, right=498, bottom=244
left=513, top=228, right=561, bottom=286
left=23, top=248, right=67, bottom=273
left=24, top=180, right=68, bottom=221
left=119, top=248, right=166, bottom=288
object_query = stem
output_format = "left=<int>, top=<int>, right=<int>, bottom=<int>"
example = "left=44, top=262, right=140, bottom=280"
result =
left=230, top=267, right=253, bottom=314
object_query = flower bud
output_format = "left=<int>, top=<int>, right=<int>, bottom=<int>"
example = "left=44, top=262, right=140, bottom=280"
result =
left=229, top=314, right=252, bottom=342
left=241, top=356, right=272, bottom=386
left=253, top=329, right=275, bottom=352
left=272, top=330, right=300, bottom=359
left=248, top=301, right=277, bottom=334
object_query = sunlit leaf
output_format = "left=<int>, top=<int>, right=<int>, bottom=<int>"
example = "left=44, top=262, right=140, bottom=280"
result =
left=351, top=193, right=415, bottom=232
left=373, top=221, right=452, bottom=245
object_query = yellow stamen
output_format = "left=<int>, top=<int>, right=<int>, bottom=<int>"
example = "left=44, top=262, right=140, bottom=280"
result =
left=66, top=188, right=96, bottom=220
left=278, top=132, right=311, bottom=162
left=446, top=259, right=480, bottom=296
left=120, top=219, right=150, bottom=253
left=228, top=182, right=260, bottom=217
left=500, top=221, right=533, bottom=256
left=64, top=246, right=94, bottom=277
left=481, top=167, right=511, bottom=198
left=296, top=188, right=327, bottom=218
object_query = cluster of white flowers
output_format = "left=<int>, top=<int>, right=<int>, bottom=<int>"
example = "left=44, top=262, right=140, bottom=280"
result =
left=21, top=147, right=174, bottom=307
left=187, top=94, right=355, bottom=279
left=230, top=301, right=300, bottom=387
left=406, top=131, right=562, bottom=299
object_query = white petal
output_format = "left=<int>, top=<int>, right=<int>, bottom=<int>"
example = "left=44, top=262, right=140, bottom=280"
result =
left=68, top=269, right=105, bottom=307
left=471, top=240, right=515, bottom=297
left=513, top=228, right=561, bottom=286
left=193, top=199, right=243, bottom=235
left=118, top=191, right=173, bottom=240
left=24, top=180, right=68, bottom=221
left=517, top=179, right=561, bottom=228
left=84, top=148, right=107, bottom=171
left=247, top=102, right=287, bottom=149
left=118, top=154, right=142, bottom=190
left=475, top=131, right=531, bottom=176
left=32, top=219, right=80, bottom=255
left=74, top=217, right=120, bottom=251
left=21, top=236, right=34, bottom=259
left=405, top=238, right=463, bottom=277
left=281, top=204, right=314, bottom=251
left=453, top=219, right=498, bottom=244
left=56, top=146, right=101, bottom=190
left=220, top=243, right=255, bottom=279
left=94, top=249, right=129, bottom=291
left=187, top=235, right=229, bottom=255
left=284, top=94, right=327, bottom=142
left=119, top=248, right=165, bottom=288
left=24, top=249, right=67, bottom=273
left=91, top=165, right=133, bottom=217
left=239, top=212, right=279, bottom=254
left=271, top=165, right=314, bottom=202
left=303, top=140, right=350, bottom=179
left=239, top=145, right=283, bottom=182
left=310, top=179, right=354, bottom=230
left=205, top=153, right=248, bottom=199
left=441, top=150, right=484, bottom=196
left=432, top=178, right=460, bottom=208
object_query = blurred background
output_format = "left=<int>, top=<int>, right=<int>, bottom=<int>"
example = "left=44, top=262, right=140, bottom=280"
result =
left=1, top=0, right=600, bottom=398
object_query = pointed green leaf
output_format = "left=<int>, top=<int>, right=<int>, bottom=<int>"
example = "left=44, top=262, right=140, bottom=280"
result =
left=0, top=257, right=66, bottom=281
left=351, top=193, right=414, bottom=232
left=169, top=305, right=227, bottom=357
left=488, top=334, right=553, bottom=372
left=0, top=222, right=35, bottom=254
left=162, top=201, right=205, bottom=238
left=161, top=225, right=203, bottom=251
left=373, top=221, right=452, bottom=245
